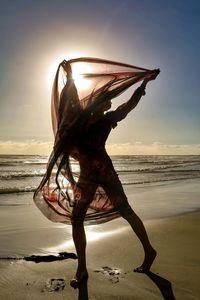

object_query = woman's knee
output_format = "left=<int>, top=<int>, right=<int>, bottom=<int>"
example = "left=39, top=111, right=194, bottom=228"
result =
left=115, top=198, right=133, bottom=218
left=71, top=202, right=88, bottom=225
left=72, top=216, right=84, bottom=226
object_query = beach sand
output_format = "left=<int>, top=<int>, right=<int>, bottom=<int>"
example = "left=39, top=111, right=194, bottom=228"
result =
left=0, top=210, right=199, bottom=300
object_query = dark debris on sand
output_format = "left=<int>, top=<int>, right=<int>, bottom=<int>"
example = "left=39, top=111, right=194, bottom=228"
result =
left=24, top=252, right=77, bottom=263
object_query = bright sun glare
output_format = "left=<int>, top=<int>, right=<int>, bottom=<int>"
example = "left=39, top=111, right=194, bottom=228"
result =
left=72, top=62, right=92, bottom=91
left=47, top=53, right=92, bottom=92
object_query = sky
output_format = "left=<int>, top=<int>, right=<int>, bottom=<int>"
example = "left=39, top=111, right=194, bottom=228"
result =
left=0, top=0, right=200, bottom=155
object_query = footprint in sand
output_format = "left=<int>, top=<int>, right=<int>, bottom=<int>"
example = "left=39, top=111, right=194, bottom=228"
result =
left=42, top=278, right=65, bottom=292
left=94, top=266, right=126, bottom=283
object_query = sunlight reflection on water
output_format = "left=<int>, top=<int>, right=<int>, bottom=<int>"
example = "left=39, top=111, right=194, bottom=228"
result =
left=46, top=226, right=128, bottom=252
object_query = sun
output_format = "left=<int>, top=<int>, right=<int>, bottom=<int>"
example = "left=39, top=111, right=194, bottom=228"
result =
left=72, top=62, right=92, bottom=91
left=47, top=53, right=92, bottom=92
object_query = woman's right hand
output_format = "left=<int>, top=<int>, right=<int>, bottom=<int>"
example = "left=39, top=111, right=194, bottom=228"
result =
left=144, top=69, right=160, bottom=83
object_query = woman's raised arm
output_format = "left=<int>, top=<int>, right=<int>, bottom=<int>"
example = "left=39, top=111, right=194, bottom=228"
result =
left=108, top=71, right=159, bottom=123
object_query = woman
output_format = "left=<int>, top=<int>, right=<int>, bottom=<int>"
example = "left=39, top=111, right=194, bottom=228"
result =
left=34, top=58, right=159, bottom=288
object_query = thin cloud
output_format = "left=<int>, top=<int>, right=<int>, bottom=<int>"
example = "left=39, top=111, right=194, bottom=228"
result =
left=0, top=140, right=53, bottom=155
left=0, top=140, right=200, bottom=155
left=106, top=142, right=200, bottom=155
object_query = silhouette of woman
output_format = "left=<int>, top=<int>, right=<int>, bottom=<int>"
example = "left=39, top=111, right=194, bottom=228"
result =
left=34, top=58, right=159, bottom=288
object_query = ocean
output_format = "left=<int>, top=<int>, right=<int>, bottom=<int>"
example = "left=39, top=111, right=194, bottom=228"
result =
left=1, top=154, right=200, bottom=194
left=0, top=154, right=200, bottom=257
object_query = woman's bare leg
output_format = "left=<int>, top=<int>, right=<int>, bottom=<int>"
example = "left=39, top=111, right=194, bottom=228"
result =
left=71, top=183, right=97, bottom=281
left=103, top=178, right=156, bottom=272
left=122, top=209, right=156, bottom=272
left=72, top=220, right=88, bottom=279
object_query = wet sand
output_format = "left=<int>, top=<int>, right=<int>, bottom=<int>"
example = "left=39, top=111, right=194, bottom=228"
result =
left=1, top=179, right=200, bottom=258
left=0, top=211, right=199, bottom=300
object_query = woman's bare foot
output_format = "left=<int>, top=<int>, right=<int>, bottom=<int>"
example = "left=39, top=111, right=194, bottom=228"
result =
left=70, top=270, right=88, bottom=289
left=134, top=248, right=157, bottom=273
